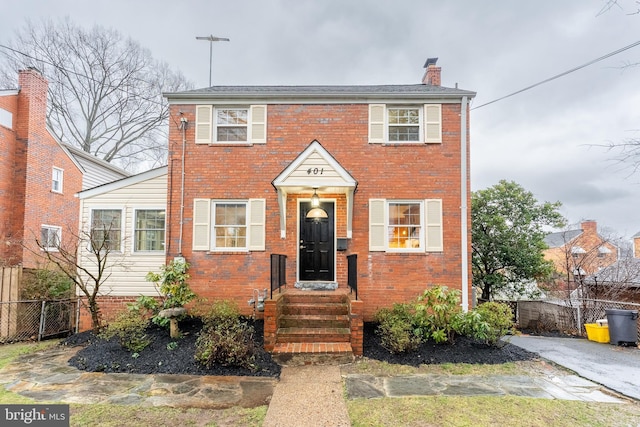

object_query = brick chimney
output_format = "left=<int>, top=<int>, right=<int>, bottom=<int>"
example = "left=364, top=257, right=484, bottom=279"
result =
left=422, top=58, right=441, bottom=86
left=581, top=220, right=597, bottom=235
left=16, top=67, right=49, bottom=141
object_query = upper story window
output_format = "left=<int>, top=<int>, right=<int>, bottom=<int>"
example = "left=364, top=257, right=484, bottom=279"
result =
left=192, top=198, right=266, bottom=252
left=134, top=209, right=165, bottom=252
left=369, top=104, right=442, bottom=144
left=90, top=209, right=122, bottom=251
left=41, top=225, right=61, bottom=251
left=52, top=167, right=63, bottom=193
left=369, top=199, right=443, bottom=253
left=196, top=105, right=267, bottom=144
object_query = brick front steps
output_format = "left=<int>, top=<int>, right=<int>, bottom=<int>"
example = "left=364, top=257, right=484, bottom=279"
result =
left=266, top=289, right=360, bottom=365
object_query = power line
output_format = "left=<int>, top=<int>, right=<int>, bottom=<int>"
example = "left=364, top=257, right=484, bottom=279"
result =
left=471, top=39, right=640, bottom=110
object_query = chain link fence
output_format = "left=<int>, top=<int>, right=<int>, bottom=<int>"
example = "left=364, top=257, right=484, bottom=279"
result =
left=0, top=299, right=78, bottom=343
left=515, top=298, right=640, bottom=342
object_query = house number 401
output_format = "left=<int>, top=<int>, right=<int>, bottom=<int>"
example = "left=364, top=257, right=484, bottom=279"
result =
left=307, top=168, right=324, bottom=175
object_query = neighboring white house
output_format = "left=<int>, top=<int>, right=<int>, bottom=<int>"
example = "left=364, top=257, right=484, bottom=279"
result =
left=77, top=166, right=167, bottom=297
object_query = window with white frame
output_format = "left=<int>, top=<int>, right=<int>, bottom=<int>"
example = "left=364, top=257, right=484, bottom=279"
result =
left=195, top=105, right=267, bottom=144
left=52, top=167, right=63, bottom=193
left=134, top=209, right=165, bottom=252
left=192, top=198, right=266, bottom=252
left=369, top=199, right=443, bottom=252
left=369, top=104, right=442, bottom=144
left=90, top=209, right=122, bottom=251
left=40, top=225, right=61, bottom=251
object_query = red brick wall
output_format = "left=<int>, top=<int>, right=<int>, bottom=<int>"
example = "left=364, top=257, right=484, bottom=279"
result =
left=0, top=92, right=22, bottom=264
left=0, top=69, right=83, bottom=268
left=166, top=102, right=471, bottom=321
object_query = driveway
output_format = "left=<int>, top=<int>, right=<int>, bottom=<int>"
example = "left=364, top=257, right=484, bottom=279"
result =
left=508, top=335, right=640, bottom=400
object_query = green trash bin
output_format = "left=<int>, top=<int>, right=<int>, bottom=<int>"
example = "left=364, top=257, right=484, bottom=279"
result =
left=605, top=309, right=638, bottom=346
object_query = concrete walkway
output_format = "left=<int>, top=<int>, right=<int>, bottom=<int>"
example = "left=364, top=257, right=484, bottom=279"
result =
left=509, top=335, right=640, bottom=400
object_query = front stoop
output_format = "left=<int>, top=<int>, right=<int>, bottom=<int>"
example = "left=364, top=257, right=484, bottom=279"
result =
left=270, top=290, right=355, bottom=366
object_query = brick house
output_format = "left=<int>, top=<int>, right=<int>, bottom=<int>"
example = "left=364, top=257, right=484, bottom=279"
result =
left=0, top=68, right=128, bottom=270
left=163, top=59, right=475, bottom=359
left=543, top=220, right=618, bottom=295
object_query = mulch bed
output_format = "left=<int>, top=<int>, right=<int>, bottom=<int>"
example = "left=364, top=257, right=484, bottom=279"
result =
left=62, top=319, right=537, bottom=377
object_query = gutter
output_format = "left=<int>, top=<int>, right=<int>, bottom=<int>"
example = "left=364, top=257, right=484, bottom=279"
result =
left=461, top=95, right=469, bottom=312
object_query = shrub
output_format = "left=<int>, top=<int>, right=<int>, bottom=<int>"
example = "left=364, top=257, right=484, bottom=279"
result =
left=21, top=268, right=73, bottom=300
left=100, top=310, right=150, bottom=353
left=414, top=286, right=464, bottom=344
left=144, top=260, right=197, bottom=328
left=474, top=302, right=515, bottom=345
left=374, top=303, right=422, bottom=354
left=195, top=300, right=256, bottom=370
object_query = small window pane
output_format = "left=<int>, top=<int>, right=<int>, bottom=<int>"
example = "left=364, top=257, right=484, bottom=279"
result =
left=135, top=210, right=165, bottom=251
left=52, top=168, right=63, bottom=192
left=216, top=108, right=248, bottom=142
left=388, top=202, right=422, bottom=249
left=213, top=203, right=247, bottom=249
left=388, top=108, right=420, bottom=142
left=41, top=226, right=61, bottom=250
left=91, top=209, right=122, bottom=251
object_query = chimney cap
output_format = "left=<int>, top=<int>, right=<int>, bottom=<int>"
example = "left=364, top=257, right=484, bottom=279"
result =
left=424, top=58, right=438, bottom=68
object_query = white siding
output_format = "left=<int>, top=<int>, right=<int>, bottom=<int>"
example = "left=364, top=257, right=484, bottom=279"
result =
left=79, top=173, right=167, bottom=296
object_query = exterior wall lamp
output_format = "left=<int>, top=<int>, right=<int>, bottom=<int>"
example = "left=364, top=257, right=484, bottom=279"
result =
left=306, top=188, right=328, bottom=219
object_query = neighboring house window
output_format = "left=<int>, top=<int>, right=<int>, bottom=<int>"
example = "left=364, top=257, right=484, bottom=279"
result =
left=40, top=225, right=61, bottom=251
left=134, top=209, right=165, bottom=252
left=192, top=199, right=266, bottom=252
left=90, top=209, right=122, bottom=251
left=52, top=167, right=63, bottom=193
left=195, top=105, right=267, bottom=144
left=369, top=199, right=443, bottom=252
left=369, top=104, right=442, bottom=144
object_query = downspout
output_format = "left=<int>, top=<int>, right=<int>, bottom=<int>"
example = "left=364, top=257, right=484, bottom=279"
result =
left=178, top=116, right=188, bottom=256
left=460, top=96, right=469, bottom=312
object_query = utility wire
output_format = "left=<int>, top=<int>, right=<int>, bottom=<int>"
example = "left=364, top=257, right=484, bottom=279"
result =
left=471, top=39, right=640, bottom=110
left=0, top=43, right=168, bottom=107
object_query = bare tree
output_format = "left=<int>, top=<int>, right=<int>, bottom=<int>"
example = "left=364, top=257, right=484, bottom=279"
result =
left=0, top=18, right=192, bottom=171
left=27, top=222, right=126, bottom=333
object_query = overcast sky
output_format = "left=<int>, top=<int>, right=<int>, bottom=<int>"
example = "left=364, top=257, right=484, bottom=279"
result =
left=2, top=1, right=640, bottom=239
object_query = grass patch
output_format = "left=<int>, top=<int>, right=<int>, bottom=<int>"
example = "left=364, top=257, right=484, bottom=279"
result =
left=0, top=340, right=60, bottom=370
left=342, top=358, right=537, bottom=377
left=69, top=404, right=267, bottom=427
left=348, top=395, right=640, bottom=427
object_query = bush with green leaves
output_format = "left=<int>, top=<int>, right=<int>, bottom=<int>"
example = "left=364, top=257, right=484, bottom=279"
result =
left=474, top=302, right=515, bottom=345
left=194, top=300, right=256, bottom=370
left=100, top=310, right=151, bottom=353
left=21, top=268, right=73, bottom=300
left=143, top=260, right=197, bottom=328
left=414, top=286, right=465, bottom=344
left=374, top=303, right=422, bottom=354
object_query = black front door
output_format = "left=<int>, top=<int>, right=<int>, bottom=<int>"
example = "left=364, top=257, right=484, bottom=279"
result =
left=299, top=201, right=334, bottom=281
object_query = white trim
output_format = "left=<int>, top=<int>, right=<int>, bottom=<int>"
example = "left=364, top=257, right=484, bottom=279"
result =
left=89, top=207, right=124, bottom=252
left=132, top=207, right=166, bottom=253
left=195, top=105, right=212, bottom=144
left=192, top=199, right=211, bottom=251
left=210, top=200, right=250, bottom=252
left=40, top=224, right=62, bottom=251
left=77, top=167, right=167, bottom=199
left=386, top=200, right=425, bottom=253
left=51, top=167, right=64, bottom=193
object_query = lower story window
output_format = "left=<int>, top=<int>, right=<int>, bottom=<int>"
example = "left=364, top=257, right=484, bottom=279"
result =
left=135, top=209, right=165, bottom=252
left=41, top=225, right=61, bottom=251
left=213, top=202, right=247, bottom=249
left=388, top=202, right=422, bottom=249
left=90, top=209, right=122, bottom=251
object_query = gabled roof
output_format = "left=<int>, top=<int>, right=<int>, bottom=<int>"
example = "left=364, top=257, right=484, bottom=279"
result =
left=584, top=258, right=640, bottom=287
left=544, top=229, right=583, bottom=248
left=61, top=143, right=130, bottom=189
left=165, top=84, right=476, bottom=102
left=77, top=166, right=167, bottom=199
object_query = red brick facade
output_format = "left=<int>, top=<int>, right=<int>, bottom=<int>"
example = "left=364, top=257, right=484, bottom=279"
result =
left=0, top=69, right=83, bottom=268
left=165, top=79, right=474, bottom=321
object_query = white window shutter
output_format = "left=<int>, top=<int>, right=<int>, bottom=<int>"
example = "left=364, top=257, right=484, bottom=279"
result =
left=192, top=199, right=210, bottom=250
left=248, top=198, right=266, bottom=251
left=369, top=199, right=386, bottom=251
left=250, top=105, right=267, bottom=144
left=195, top=106, right=212, bottom=144
left=369, top=104, right=385, bottom=144
left=425, top=199, right=443, bottom=252
left=424, top=104, right=442, bottom=143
